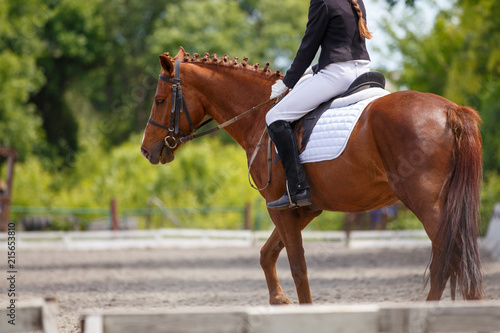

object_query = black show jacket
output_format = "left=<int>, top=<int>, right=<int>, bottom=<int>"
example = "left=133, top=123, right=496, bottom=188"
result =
left=283, top=0, right=371, bottom=89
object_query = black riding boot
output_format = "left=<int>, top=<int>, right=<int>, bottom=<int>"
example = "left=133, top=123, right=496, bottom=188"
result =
left=267, top=120, right=311, bottom=210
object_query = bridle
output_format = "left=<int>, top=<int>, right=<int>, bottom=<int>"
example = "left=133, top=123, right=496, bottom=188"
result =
left=147, top=59, right=277, bottom=191
left=147, top=60, right=202, bottom=149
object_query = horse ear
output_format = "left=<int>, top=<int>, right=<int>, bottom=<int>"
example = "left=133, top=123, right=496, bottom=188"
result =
left=173, top=46, right=186, bottom=60
left=159, top=54, right=174, bottom=75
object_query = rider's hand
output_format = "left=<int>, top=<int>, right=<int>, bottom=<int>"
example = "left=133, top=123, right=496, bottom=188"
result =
left=270, top=79, right=288, bottom=99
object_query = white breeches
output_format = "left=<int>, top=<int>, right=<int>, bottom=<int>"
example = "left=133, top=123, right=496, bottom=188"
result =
left=266, top=60, right=371, bottom=125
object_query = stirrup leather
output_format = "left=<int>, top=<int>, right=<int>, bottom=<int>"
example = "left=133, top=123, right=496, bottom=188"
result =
left=286, top=180, right=293, bottom=207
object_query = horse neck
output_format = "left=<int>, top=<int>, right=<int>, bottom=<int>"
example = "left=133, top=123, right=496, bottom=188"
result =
left=184, top=63, right=276, bottom=150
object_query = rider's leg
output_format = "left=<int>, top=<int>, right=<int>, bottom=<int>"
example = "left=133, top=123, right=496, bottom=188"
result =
left=265, top=61, right=369, bottom=210
left=267, top=120, right=311, bottom=209
left=266, top=60, right=370, bottom=124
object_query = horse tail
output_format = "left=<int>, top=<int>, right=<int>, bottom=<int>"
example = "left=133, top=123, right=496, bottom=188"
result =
left=435, top=105, right=483, bottom=299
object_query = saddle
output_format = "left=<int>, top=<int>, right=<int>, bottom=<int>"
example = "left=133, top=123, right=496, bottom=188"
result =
left=292, top=71, right=386, bottom=154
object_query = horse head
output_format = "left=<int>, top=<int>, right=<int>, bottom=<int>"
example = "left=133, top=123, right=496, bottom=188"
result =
left=141, top=47, right=207, bottom=164
left=141, top=46, right=281, bottom=164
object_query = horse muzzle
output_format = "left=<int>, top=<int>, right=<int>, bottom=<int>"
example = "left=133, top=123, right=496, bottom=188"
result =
left=141, top=144, right=175, bottom=165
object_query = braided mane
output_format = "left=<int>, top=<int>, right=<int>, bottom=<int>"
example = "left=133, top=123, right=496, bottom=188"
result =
left=163, top=51, right=283, bottom=80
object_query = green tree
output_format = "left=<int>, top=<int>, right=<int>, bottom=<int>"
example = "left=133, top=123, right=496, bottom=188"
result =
left=1, top=0, right=316, bottom=164
left=29, top=0, right=107, bottom=165
left=147, top=0, right=309, bottom=70
left=0, top=0, right=48, bottom=159
left=83, top=0, right=170, bottom=146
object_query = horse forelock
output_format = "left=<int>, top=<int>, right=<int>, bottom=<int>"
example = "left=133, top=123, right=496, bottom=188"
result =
left=163, top=50, right=283, bottom=81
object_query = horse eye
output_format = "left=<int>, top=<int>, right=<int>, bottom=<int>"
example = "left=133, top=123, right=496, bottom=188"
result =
left=156, top=99, right=165, bottom=105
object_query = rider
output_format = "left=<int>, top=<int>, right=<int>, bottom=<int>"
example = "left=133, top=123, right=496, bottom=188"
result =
left=266, top=0, right=372, bottom=210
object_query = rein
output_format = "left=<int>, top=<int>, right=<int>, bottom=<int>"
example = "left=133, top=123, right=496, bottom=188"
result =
left=148, top=59, right=276, bottom=191
left=247, top=128, right=272, bottom=191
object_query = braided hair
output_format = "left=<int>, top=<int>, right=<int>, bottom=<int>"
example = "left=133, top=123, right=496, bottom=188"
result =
left=351, top=0, right=372, bottom=39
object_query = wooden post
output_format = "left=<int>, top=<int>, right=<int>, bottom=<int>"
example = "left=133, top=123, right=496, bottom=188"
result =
left=111, top=198, right=119, bottom=231
left=244, top=202, right=252, bottom=230
left=146, top=200, right=152, bottom=229
left=0, top=148, right=17, bottom=232
left=344, top=213, right=352, bottom=247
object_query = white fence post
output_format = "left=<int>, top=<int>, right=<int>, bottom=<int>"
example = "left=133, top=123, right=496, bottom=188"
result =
left=485, top=203, right=500, bottom=260
left=0, top=298, right=58, bottom=333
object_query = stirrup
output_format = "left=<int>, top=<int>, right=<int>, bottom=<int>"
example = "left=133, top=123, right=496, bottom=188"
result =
left=267, top=182, right=311, bottom=210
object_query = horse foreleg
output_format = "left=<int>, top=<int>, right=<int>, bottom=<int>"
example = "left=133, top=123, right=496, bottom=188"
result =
left=269, top=211, right=316, bottom=304
left=284, top=227, right=312, bottom=303
left=264, top=208, right=320, bottom=304
left=260, top=228, right=293, bottom=304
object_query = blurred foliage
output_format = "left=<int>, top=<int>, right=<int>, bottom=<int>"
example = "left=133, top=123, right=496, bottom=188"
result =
left=30, top=0, right=106, bottom=164
left=481, top=172, right=500, bottom=234
left=386, top=208, right=422, bottom=230
left=1, top=0, right=310, bottom=165
left=11, top=135, right=264, bottom=229
left=0, top=0, right=48, bottom=160
left=386, top=0, right=415, bottom=6
left=147, top=0, right=310, bottom=66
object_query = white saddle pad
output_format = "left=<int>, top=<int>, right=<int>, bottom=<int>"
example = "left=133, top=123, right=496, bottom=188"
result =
left=299, top=88, right=390, bottom=164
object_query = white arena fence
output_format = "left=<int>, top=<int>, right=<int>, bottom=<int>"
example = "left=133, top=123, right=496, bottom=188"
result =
left=484, top=203, right=500, bottom=260
left=80, top=301, right=500, bottom=333
left=2, top=297, right=500, bottom=332
left=3, top=201, right=498, bottom=253
left=0, top=228, right=432, bottom=250
left=2, top=298, right=499, bottom=333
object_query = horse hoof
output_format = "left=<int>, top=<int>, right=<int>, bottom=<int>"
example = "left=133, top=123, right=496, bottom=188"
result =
left=269, top=296, right=294, bottom=305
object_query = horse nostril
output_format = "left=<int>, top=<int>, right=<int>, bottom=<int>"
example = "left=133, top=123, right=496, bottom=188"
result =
left=140, top=148, right=149, bottom=159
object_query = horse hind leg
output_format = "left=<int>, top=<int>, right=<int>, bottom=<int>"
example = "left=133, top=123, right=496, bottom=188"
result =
left=427, top=242, right=450, bottom=301
left=388, top=170, right=451, bottom=300
left=428, top=246, right=472, bottom=300
left=396, top=181, right=481, bottom=301
left=392, top=185, right=459, bottom=301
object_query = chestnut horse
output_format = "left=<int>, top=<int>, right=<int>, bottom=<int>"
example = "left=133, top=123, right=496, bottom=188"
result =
left=141, top=47, right=483, bottom=303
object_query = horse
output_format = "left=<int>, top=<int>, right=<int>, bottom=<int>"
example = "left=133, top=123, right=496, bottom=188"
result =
left=140, top=47, right=483, bottom=303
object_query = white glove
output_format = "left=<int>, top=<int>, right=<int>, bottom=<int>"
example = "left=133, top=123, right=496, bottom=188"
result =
left=270, top=79, right=288, bottom=99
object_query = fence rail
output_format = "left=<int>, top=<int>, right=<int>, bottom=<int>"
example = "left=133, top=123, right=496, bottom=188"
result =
left=9, top=204, right=251, bottom=230
left=0, top=228, right=430, bottom=250
left=80, top=301, right=500, bottom=333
